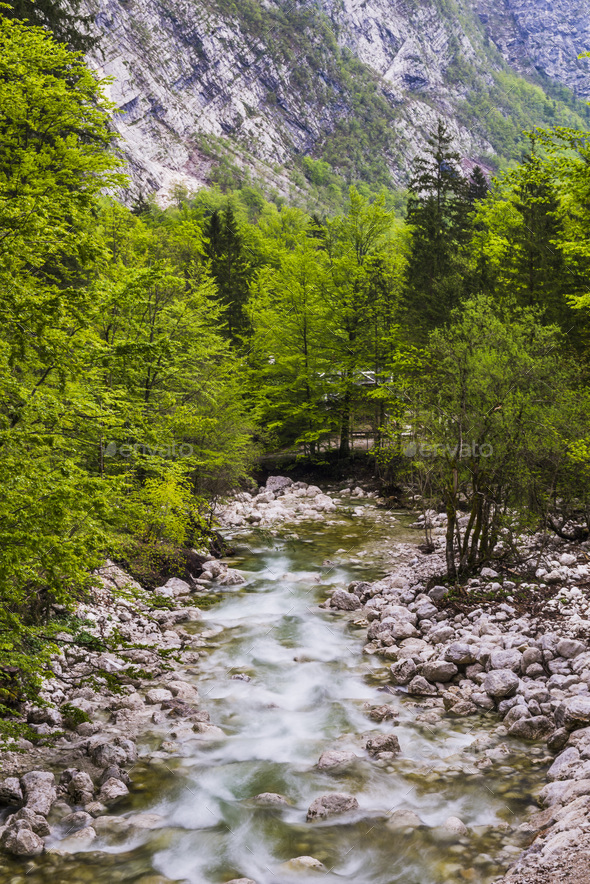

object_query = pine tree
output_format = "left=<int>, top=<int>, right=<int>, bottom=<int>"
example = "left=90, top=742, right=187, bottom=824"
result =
left=203, top=206, right=251, bottom=344
left=402, top=120, right=470, bottom=339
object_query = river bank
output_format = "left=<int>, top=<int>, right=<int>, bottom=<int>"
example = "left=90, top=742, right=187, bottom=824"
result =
left=1, top=477, right=589, bottom=882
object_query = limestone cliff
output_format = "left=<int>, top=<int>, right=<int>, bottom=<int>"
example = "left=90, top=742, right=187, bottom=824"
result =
left=85, top=0, right=590, bottom=203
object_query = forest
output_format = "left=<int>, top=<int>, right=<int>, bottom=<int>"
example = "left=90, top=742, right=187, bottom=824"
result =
left=3, top=11, right=590, bottom=731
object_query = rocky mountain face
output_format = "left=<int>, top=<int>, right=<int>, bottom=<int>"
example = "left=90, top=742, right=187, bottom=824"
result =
left=85, top=0, right=590, bottom=203
left=476, top=0, right=590, bottom=98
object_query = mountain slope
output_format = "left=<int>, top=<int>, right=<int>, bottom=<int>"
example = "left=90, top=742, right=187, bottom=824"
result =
left=85, top=0, right=590, bottom=204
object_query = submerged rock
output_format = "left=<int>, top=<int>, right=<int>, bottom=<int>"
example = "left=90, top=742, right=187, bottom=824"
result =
left=306, top=793, right=359, bottom=821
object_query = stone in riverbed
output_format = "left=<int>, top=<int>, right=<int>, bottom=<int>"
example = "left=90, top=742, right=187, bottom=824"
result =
left=0, top=777, right=23, bottom=806
left=98, top=777, right=129, bottom=806
left=60, top=811, right=93, bottom=832
left=447, top=700, right=477, bottom=716
left=557, top=639, right=586, bottom=659
left=407, top=676, right=437, bottom=696
left=483, top=669, right=519, bottom=699
left=67, top=771, right=94, bottom=805
left=331, top=590, right=361, bottom=611
left=58, top=826, right=96, bottom=851
left=317, top=750, right=357, bottom=770
left=489, top=648, right=522, bottom=673
left=547, top=747, right=580, bottom=781
left=445, top=643, right=476, bottom=666
left=365, top=734, right=401, bottom=757
left=8, top=808, right=50, bottom=836
left=280, top=856, right=324, bottom=872
left=0, top=822, right=44, bottom=857
left=306, top=793, right=359, bottom=821
left=547, top=728, right=569, bottom=752
left=563, top=696, right=590, bottom=731
left=145, top=688, right=174, bottom=705
left=508, top=716, right=554, bottom=741
left=390, top=659, right=417, bottom=685
left=252, top=793, right=289, bottom=806
left=386, top=809, right=422, bottom=830
left=21, top=770, right=56, bottom=816
left=421, top=660, right=458, bottom=683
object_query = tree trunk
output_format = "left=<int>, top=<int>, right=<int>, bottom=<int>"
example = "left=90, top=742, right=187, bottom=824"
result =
left=339, top=387, right=351, bottom=456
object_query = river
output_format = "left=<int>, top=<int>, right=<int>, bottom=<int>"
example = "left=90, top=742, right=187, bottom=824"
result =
left=12, top=499, right=550, bottom=884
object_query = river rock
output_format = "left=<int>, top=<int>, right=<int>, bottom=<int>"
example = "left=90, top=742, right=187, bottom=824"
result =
left=557, top=638, right=586, bottom=659
left=508, top=716, right=554, bottom=740
left=167, top=680, right=199, bottom=702
left=407, top=675, right=437, bottom=696
left=445, top=643, right=476, bottom=666
left=390, top=659, right=417, bottom=685
left=266, top=476, right=293, bottom=492
left=442, top=816, right=469, bottom=836
left=145, top=688, right=174, bottom=705
left=0, top=777, right=23, bottom=806
left=386, top=809, right=422, bottom=829
left=563, top=696, right=590, bottom=730
left=61, top=811, right=93, bottom=832
left=98, top=777, right=129, bottom=806
left=67, top=771, right=94, bottom=805
left=483, top=669, right=519, bottom=699
left=306, top=793, right=359, bottom=821
left=331, top=590, right=361, bottom=611
left=224, top=879, right=257, bottom=884
left=421, top=660, right=458, bottom=683
left=365, top=734, right=401, bottom=757
left=0, top=822, right=44, bottom=857
left=59, top=826, right=97, bottom=851
left=429, top=626, right=455, bottom=644
left=8, top=808, right=51, bottom=836
left=547, top=747, right=580, bottom=781
left=21, top=770, right=56, bottom=816
left=252, top=793, right=289, bottom=806
left=489, top=648, right=523, bottom=673
left=428, top=585, right=448, bottom=602
left=281, top=856, right=324, bottom=872
left=317, top=750, right=357, bottom=769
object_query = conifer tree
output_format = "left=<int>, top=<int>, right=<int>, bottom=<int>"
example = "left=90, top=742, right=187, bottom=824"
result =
left=402, top=120, right=470, bottom=338
left=203, top=206, right=252, bottom=344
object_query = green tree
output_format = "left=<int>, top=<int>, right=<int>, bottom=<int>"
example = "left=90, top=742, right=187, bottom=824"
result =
left=202, top=205, right=252, bottom=344
left=404, top=296, right=578, bottom=578
left=402, top=120, right=471, bottom=338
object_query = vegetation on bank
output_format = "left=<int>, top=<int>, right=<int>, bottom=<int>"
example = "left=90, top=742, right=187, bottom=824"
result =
left=3, top=9, right=590, bottom=740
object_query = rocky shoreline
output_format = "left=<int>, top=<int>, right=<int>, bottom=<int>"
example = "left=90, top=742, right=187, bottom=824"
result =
left=322, top=507, right=590, bottom=884
left=2, top=477, right=590, bottom=883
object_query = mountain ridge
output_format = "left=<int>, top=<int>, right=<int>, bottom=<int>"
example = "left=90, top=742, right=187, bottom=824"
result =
left=85, top=0, right=590, bottom=204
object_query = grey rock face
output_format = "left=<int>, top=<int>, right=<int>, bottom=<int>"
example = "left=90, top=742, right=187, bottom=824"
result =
left=306, top=793, right=359, bottom=821
left=82, top=0, right=590, bottom=202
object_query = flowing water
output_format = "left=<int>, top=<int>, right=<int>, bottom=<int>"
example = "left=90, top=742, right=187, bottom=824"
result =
left=5, top=501, right=551, bottom=884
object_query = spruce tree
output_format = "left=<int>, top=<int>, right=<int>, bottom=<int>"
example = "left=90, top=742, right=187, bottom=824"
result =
left=203, top=206, right=251, bottom=344
left=402, top=120, right=470, bottom=339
